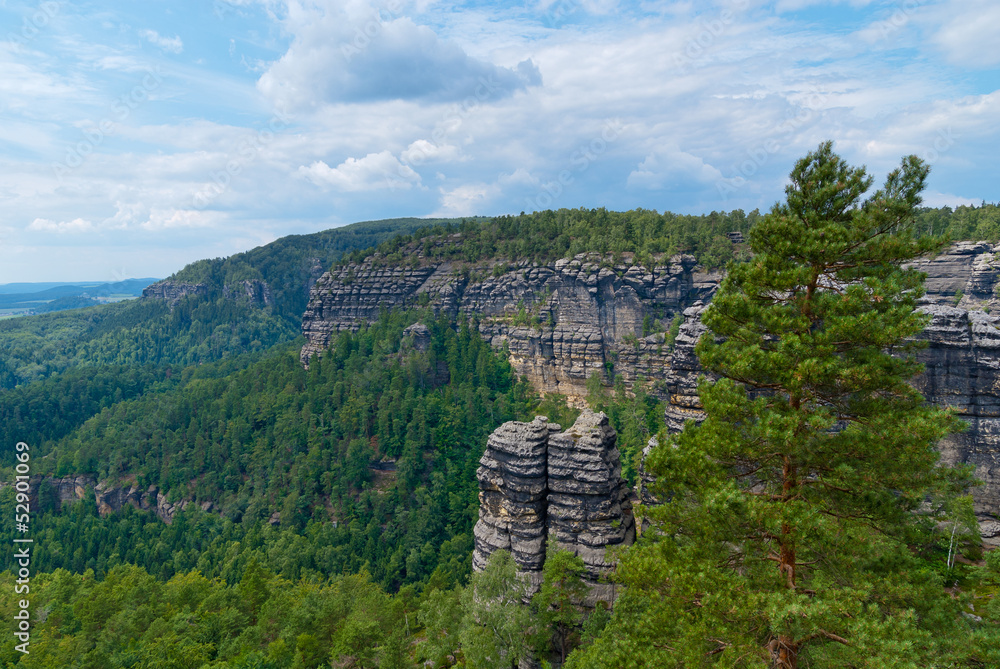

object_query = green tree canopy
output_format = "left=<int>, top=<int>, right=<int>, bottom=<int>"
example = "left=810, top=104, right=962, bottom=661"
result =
left=571, top=142, right=979, bottom=668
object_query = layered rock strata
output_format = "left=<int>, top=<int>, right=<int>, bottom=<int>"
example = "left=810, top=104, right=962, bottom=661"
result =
left=473, top=411, right=635, bottom=601
left=547, top=411, right=635, bottom=603
left=304, top=240, right=1000, bottom=524
left=473, top=416, right=552, bottom=589
left=301, top=251, right=710, bottom=400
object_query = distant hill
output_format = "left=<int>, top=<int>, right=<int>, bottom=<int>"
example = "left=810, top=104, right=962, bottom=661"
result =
left=0, top=217, right=474, bottom=387
left=164, top=216, right=486, bottom=321
left=0, top=278, right=159, bottom=312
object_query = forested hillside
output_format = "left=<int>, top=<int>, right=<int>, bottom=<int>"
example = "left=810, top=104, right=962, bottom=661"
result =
left=0, top=218, right=458, bottom=389
left=1, top=202, right=999, bottom=667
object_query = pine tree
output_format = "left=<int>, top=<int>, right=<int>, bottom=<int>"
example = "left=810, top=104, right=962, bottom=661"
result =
left=569, top=142, right=978, bottom=668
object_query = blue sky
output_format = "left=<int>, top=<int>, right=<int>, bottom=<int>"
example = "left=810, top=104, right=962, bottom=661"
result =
left=1, top=0, right=997, bottom=282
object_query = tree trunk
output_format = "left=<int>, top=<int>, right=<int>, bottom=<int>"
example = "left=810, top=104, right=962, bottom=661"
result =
left=774, top=456, right=799, bottom=668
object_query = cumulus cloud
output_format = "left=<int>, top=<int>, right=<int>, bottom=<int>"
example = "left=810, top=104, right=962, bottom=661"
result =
left=432, top=168, right=539, bottom=217
left=400, top=139, right=462, bottom=165
left=627, top=145, right=724, bottom=190
left=298, top=151, right=421, bottom=191
left=138, top=29, right=184, bottom=54
left=142, top=209, right=217, bottom=230
left=28, top=217, right=94, bottom=233
left=921, top=191, right=981, bottom=209
left=257, top=2, right=541, bottom=110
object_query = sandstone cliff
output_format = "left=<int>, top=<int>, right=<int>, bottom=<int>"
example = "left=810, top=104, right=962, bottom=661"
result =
left=302, top=248, right=712, bottom=400
left=141, top=280, right=209, bottom=303
left=473, top=411, right=635, bottom=603
left=304, top=240, right=1000, bottom=532
left=143, top=279, right=273, bottom=307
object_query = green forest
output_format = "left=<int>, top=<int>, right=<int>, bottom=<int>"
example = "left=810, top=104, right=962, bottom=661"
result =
left=2, top=191, right=1000, bottom=667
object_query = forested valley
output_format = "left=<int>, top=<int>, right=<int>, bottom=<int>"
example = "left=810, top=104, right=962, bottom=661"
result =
left=2, top=201, right=1000, bottom=667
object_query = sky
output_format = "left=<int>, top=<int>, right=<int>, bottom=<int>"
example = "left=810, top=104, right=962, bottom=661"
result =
left=1, top=0, right=998, bottom=283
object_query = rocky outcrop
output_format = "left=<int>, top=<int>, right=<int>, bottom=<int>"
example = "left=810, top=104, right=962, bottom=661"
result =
left=547, top=411, right=635, bottom=603
left=1, top=475, right=204, bottom=525
left=401, top=322, right=432, bottom=351
left=473, top=411, right=635, bottom=602
left=911, top=305, right=1000, bottom=530
left=474, top=416, right=552, bottom=588
left=142, top=280, right=208, bottom=303
left=222, top=279, right=273, bottom=306
left=302, top=250, right=709, bottom=401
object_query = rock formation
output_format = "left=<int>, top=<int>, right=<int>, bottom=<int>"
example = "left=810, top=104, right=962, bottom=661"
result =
left=474, top=416, right=552, bottom=588
left=547, top=411, right=635, bottom=603
left=0, top=475, right=202, bottom=525
left=473, top=410, right=635, bottom=601
left=222, top=279, right=273, bottom=306
left=144, top=279, right=273, bottom=307
left=301, top=251, right=713, bottom=400
left=303, top=239, right=1000, bottom=533
left=141, top=280, right=209, bottom=303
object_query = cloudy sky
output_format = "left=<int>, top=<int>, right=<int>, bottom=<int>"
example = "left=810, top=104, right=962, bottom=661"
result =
left=1, top=0, right=997, bottom=283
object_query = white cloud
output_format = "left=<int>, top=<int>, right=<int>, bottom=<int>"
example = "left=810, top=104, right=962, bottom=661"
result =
left=138, top=29, right=184, bottom=54
left=400, top=139, right=462, bottom=165
left=921, top=191, right=982, bottom=209
left=256, top=1, right=541, bottom=110
left=433, top=182, right=498, bottom=217
left=627, top=145, right=724, bottom=190
left=142, top=208, right=218, bottom=230
left=931, top=0, right=1000, bottom=67
left=298, top=151, right=421, bottom=191
left=28, top=217, right=94, bottom=233
left=432, top=168, right=539, bottom=217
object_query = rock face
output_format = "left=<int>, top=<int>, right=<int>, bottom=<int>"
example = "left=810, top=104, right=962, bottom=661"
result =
left=0, top=475, right=202, bottom=525
left=302, top=253, right=711, bottom=397
left=303, top=240, right=1000, bottom=525
left=473, top=410, right=635, bottom=601
left=142, top=280, right=209, bottom=303
left=222, top=279, right=273, bottom=306
left=301, top=251, right=710, bottom=400
left=912, top=305, right=1000, bottom=528
left=547, top=411, right=635, bottom=602
left=144, top=279, right=274, bottom=307
left=474, top=417, right=552, bottom=587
